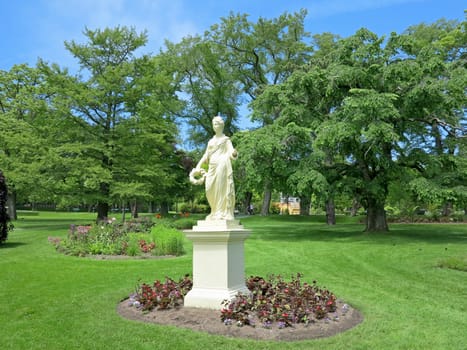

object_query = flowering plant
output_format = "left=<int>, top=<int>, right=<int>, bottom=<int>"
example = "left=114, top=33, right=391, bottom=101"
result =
left=130, top=275, right=193, bottom=311
left=221, top=273, right=337, bottom=328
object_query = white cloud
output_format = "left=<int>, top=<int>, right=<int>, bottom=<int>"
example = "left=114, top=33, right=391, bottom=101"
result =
left=26, top=0, right=203, bottom=69
left=44, top=0, right=199, bottom=52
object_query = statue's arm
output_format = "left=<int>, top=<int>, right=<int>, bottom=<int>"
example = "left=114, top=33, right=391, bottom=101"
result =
left=196, top=149, right=209, bottom=169
left=227, top=139, right=238, bottom=160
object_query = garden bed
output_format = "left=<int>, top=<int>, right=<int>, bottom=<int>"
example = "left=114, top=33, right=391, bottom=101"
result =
left=117, top=298, right=363, bottom=341
left=118, top=274, right=364, bottom=341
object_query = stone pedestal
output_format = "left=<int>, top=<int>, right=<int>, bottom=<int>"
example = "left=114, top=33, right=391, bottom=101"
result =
left=183, top=219, right=250, bottom=309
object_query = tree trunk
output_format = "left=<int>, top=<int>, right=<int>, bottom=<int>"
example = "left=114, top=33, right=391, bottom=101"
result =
left=96, top=182, right=110, bottom=221
left=6, top=189, right=17, bottom=220
left=325, top=197, right=336, bottom=225
left=260, top=182, right=272, bottom=216
left=365, top=198, right=388, bottom=232
left=160, top=201, right=169, bottom=216
left=121, top=206, right=127, bottom=223
left=131, top=199, right=138, bottom=219
left=96, top=201, right=109, bottom=222
left=299, top=195, right=311, bottom=216
left=243, top=191, right=253, bottom=215
left=350, top=197, right=360, bottom=216
left=441, top=201, right=453, bottom=217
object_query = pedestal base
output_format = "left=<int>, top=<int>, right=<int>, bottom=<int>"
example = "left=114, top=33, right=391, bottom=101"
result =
left=183, top=286, right=250, bottom=309
left=183, top=220, right=250, bottom=310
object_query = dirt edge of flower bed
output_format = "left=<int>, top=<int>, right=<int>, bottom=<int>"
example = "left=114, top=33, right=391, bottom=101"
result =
left=116, top=298, right=364, bottom=342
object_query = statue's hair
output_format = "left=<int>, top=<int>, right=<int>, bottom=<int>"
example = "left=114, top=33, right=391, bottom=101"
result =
left=212, top=115, right=224, bottom=125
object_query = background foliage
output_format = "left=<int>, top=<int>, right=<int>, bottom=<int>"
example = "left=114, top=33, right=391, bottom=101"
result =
left=0, top=11, right=465, bottom=231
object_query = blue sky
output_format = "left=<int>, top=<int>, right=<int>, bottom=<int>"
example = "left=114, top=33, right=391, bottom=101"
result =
left=1, top=0, right=464, bottom=71
left=0, top=0, right=464, bottom=133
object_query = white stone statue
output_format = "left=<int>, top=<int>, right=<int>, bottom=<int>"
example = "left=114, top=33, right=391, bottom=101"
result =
left=190, top=116, right=237, bottom=220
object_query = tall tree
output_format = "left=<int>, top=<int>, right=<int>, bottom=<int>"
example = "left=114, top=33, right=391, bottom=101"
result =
left=164, top=37, right=241, bottom=147
left=207, top=9, right=312, bottom=213
left=43, top=26, right=181, bottom=220
left=232, top=123, right=297, bottom=215
left=255, top=20, right=466, bottom=231
left=398, top=19, right=467, bottom=216
left=0, top=64, right=51, bottom=219
left=251, top=32, right=342, bottom=221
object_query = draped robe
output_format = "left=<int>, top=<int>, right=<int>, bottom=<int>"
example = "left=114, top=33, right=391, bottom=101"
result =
left=203, top=135, right=236, bottom=220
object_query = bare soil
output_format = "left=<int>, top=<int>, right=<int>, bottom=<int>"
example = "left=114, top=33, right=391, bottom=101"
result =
left=85, top=253, right=174, bottom=260
left=116, top=298, right=363, bottom=342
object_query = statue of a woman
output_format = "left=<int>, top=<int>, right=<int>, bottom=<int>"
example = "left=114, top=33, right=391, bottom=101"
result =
left=190, top=116, right=237, bottom=220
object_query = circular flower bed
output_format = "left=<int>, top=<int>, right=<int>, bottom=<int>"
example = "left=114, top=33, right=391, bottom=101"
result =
left=119, top=273, right=363, bottom=341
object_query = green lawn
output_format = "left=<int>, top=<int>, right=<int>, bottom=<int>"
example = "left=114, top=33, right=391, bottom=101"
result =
left=1, top=212, right=466, bottom=349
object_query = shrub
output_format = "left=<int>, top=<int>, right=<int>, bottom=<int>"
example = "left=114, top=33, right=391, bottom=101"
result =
left=150, top=225, right=185, bottom=256
left=450, top=212, right=466, bottom=223
left=0, top=170, right=13, bottom=244
left=270, top=203, right=281, bottom=215
left=178, top=203, right=191, bottom=213
left=120, top=216, right=154, bottom=233
left=124, top=235, right=141, bottom=256
left=171, top=218, right=197, bottom=230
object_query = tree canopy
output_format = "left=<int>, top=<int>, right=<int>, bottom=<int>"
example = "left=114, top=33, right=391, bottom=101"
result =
left=0, top=12, right=465, bottom=229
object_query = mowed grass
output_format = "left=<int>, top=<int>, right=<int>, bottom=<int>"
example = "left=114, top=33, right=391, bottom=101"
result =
left=1, top=212, right=466, bottom=350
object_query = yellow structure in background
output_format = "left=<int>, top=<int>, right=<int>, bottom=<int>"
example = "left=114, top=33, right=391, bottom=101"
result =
left=277, top=196, right=300, bottom=215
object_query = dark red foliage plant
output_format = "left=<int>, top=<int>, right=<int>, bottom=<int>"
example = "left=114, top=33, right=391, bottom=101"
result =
left=221, top=273, right=337, bottom=328
left=133, top=275, right=193, bottom=311
left=130, top=273, right=337, bottom=330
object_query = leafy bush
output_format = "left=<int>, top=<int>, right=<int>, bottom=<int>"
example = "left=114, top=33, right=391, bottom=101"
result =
left=0, top=171, right=13, bottom=244
left=120, top=216, right=154, bottom=233
left=186, top=204, right=209, bottom=214
left=270, top=203, right=281, bottom=215
left=124, top=234, right=142, bottom=256
left=221, top=274, right=337, bottom=328
left=154, top=215, right=196, bottom=230
left=150, top=225, right=185, bottom=256
left=449, top=212, right=466, bottom=223
left=170, top=218, right=197, bottom=230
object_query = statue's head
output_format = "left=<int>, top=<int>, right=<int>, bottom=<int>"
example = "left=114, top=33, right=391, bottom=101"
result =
left=212, top=115, right=224, bottom=131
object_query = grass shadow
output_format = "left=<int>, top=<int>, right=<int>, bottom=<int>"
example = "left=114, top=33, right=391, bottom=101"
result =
left=0, top=241, right=27, bottom=249
left=15, top=217, right=93, bottom=230
left=241, top=215, right=467, bottom=245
